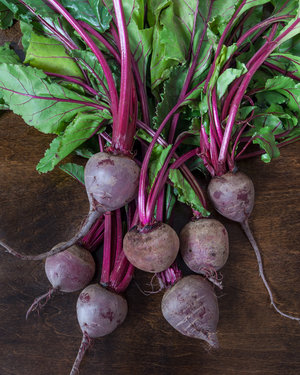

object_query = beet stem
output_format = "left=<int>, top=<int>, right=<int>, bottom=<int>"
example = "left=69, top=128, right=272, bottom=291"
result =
left=70, top=332, right=93, bottom=375
left=26, top=288, right=57, bottom=320
left=0, top=210, right=102, bottom=260
left=241, top=220, right=300, bottom=322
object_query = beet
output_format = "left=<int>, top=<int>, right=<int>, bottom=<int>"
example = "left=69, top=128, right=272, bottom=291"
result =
left=45, top=244, right=95, bottom=293
left=123, top=223, right=180, bottom=273
left=84, top=152, right=140, bottom=213
left=161, top=275, right=219, bottom=348
left=70, top=283, right=128, bottom=375
left=180, top=219, right=229, bottom=283
left=26, top=244, right=95, bottom=318
left=208, top=171, right=254, bottom=223
left=76, top=283, right=127, bottom=338
left=208, top=170, right=300, bottom=321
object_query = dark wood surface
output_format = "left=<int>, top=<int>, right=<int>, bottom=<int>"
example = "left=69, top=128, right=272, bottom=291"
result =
left=0, top=23, right=300, bottom=375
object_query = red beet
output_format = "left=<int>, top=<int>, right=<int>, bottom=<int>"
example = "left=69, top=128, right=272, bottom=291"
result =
left=123, top=223, right=180, bottom=273
left=180, top=219, right=229, bottom=287
left=70, top=283, right=128, bottom=375
left=161, top=275, right=219, bottom=348
left=26, top=244, right=95, bottom=318
left=84, top=152, right=140, bottom=213
left=208, top=171, right=254, bottom=223
left=208, top=170, right=300, bottom=321
left=45, top=244, right=95, bottom=293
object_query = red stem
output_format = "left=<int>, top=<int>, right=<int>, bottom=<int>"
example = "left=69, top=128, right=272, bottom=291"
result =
left=263, top=61, right=300, bottom=81
left=204, top=0, right=247, bottom=93
left=111, top=0, right=134, bottom=153
left=46, top=0, right=119, bottom=121
left=101, top=213, right=113, bottom=285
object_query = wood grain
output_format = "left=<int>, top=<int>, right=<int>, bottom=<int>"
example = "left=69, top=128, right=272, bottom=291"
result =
left=0, top=23, right=299, bottom=375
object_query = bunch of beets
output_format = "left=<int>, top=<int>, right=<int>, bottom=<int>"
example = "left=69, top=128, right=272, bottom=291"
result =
left=0, top=1, right=299, bottom=374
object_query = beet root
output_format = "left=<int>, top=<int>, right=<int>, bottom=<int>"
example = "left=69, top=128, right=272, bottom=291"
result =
left=76, top=284, right=128, bottom=338
left=208, top=171, right=300, bottom=321
left=70, top=284, right=128, bottom=375
left=45, top=244, right=95, bottom=292
left=123, top=223, right=180, bottom=273
left=180, top=219, right=229, bottom=287
left=208, top=171, right=254, bottom=223
left=84, top=152, right=140, bottom=213
left=26, top=244, right=95, bottom=318
left=161, top=275, right=219, bottom=348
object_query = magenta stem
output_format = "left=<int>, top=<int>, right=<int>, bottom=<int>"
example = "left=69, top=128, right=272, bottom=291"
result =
left=78, top=20, right=121, bottom=63
left=144, top=133, right=190, bottom=225
left=236, top=135, right=300, bottom=160
left=114, top=263, right=134, bottom=293
left=138, top=100, right=185, bottom=224
left=156, top=262, right=182, bottom=288
left=217, top=19, right=300, bottom=170
left=155, top=189, right=165, bottom=223
left=111, top=0, right=133, bottom=153
left=115, top=209, right=123, bottom=259
left=46, top=0, right=118, bottom=121
left=45, top=72, right=99, bottom=96
left=211, top=87, right=223, bottom=143
left=204, top=0, right=247, bottom=93
left=263, top=61, right=300, bottom=81
left=101, top=212, right=113, bottom=285
left=168, top=0, right=213, bottom=143
left=81, top=217, right=104, bottom=250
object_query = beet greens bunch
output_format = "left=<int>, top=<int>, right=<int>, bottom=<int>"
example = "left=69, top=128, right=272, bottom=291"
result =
left=0, top=0, right=299, bottom=373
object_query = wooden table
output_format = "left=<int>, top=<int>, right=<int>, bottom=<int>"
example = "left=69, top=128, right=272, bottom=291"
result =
left=0, top=22, right=299, bottom=375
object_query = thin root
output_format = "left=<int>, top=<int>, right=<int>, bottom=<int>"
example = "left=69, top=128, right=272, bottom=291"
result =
left=201, top=265, right=223, bottom=290
left=70, top=332, right=93, bottom=375
left=0, top=210, right=101, bottom=261
left=241, top=220, right=300, bottom=322
left=26, top=288, right=57, bottom=319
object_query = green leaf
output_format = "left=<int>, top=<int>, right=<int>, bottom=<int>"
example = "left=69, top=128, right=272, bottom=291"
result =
left=0, top=43, right=21, bottom=64
left=148, top=144, right=172, bottom=187
left=0, top=100, right=8, bottom=110
left=59, top=0, right=111, bottom=32
left=88, top=0, right=112, bottom=32
left=265, top=76, right=296, bottom=90
left=24, top=31, right=83, bottom=78
left=20, top=21, right=33, bottom=52
left=36, top=112, right=108, bottom=173
left=168, top=169, right=209, bottom=216
left=252, top=126, right=280, bottom=163
left=208, top=44, right=238, bottom=90
left=0, top=0, right=37, bottom=23
left=269, top=52, right=300, bottom=75
left=217, top=62, right=247, bottom=99
left=148, top=0, right=213, bottom=90
left=70, top=49, right=118, bottom=96
left=271, top=0, right=299, bottom=17
left=0, top=2, right=13, bottom=29
left=264, top=76, right=300, bottom=113
left=0, top=63, right=101, bottom=134
left=59, top=163, right=85, bottom=185
left=165, top=184, right=176, bottom=222
left=153, top=65, right=188, bottom=134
